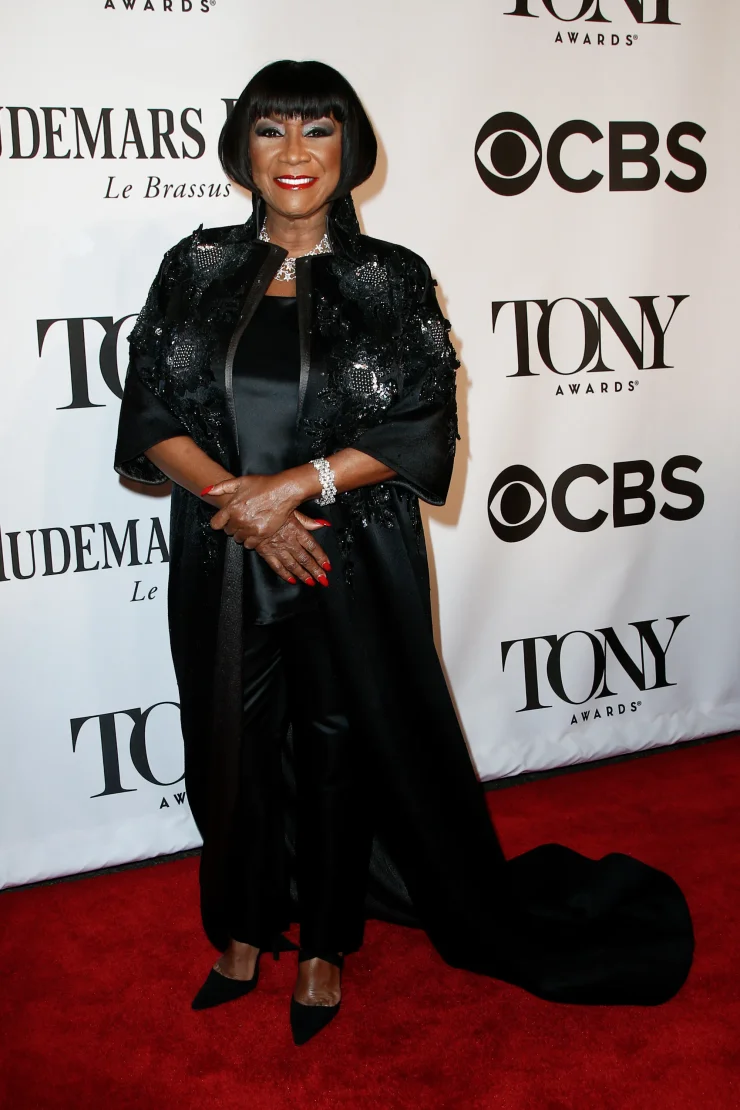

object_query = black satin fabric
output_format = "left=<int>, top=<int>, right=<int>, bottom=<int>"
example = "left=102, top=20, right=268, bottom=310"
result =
left=113, top=195, right=694, bottom=1007
left=310, top=497, right=693, bottom=1003
left=227, top=607, right=370, bottom=953
left=232, top=294, right=318, bottom=625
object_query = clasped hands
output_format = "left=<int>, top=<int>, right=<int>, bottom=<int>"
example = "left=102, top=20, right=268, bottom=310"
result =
left=205, top=472, right=331, bottom=588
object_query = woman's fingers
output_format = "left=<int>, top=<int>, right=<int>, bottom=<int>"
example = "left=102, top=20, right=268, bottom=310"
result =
left=209, top=476, right=299, bottom=542
left=287, top=521, right=331, bottom=572
left=209, top=507, right=230, bottom=531
left=256, top=548, right=298, bottom=584
left=204, top=479, right=240, bottom=498
left=255, top=540, right=312, bottom=586
left=267, top=533, right=323, bottom=585
left=291, top=548, right=325, bottom=584
left=274, top=546, right=318, bottom=586
left=296, top=533, right=330, bottom=572
left=281, top=521, right=329, bottom=571
left=211, top=508, right=268, bottom=544
left=293, top=510, right=332, bottom=531
left=249, top=517, right=335, bottom=587
left=254, top=529, right=327, bottom=587
left=211, top=506, right=289, bottom=546
left=279, top=535, right=326, bottom=583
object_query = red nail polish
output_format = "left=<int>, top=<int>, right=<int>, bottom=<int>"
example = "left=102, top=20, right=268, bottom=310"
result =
left=287, top=576, right=297, bottom=584
left=200, top=485, right=214, bottom=497
left=305, top=577, right=316, bottom=587
left=316, top=519, right=332, bottom=527
left=322, top=561, right=332, bottom=572
left=317, top=573, right=329, bottom=587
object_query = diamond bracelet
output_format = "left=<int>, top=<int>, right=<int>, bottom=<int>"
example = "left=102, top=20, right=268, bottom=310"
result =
left=310, top=457, right=337, bottom=506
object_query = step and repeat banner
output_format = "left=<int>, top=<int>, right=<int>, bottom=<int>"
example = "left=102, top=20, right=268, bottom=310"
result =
left=2, top=0, right=739, bottom=888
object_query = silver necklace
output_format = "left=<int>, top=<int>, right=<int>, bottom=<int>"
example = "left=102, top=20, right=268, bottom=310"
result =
left=258, top=222, right=332, bottom=281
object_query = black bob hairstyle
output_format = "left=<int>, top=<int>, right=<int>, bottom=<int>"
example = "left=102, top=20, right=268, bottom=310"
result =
left=218, top=59, right=377, bottom=199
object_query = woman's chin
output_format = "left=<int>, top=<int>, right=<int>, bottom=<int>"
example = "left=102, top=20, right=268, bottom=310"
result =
left=263, top=191, right=332, bottom=221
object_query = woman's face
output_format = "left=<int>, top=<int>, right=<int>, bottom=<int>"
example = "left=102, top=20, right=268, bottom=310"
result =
left=249, top=114, right=343, bottom=220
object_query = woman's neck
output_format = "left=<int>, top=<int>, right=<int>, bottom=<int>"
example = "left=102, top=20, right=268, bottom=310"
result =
left=262, top=206, right=329, bottom=256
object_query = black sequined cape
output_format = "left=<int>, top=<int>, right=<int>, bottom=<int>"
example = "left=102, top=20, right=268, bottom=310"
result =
left=114, top=195, right=693, bottom=1005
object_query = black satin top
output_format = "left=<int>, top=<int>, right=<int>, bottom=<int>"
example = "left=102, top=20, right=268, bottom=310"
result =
left=233, top=295, right=318, bottom=624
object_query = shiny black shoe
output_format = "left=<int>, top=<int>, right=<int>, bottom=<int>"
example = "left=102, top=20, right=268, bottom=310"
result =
left=192, top=934, right=297, bottom=1011
left=290, top=951, right=344, bottom=1046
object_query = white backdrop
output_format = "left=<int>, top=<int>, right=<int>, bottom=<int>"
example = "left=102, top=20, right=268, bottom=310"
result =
left=2, top=0, right=739, bottom=889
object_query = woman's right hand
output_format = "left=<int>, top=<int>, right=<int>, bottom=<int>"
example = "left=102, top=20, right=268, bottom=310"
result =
left=254, top=511, right=332, bottom=587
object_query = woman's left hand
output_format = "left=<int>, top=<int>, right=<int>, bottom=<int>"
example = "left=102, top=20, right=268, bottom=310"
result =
left=254, top=512, right=331, bottom=585
left=206, top=473, right=306, bottom=548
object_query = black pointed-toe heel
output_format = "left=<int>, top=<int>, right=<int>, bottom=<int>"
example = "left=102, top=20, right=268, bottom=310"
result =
left=192, top=933, right=298, bottom=1011
left=191, top=964, right=259, bottom=1011
left=290, top=951, right=344, bottom=1046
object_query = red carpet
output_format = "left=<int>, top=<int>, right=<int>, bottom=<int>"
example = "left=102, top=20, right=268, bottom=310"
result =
left=1, top=737, right=739, bottom=1110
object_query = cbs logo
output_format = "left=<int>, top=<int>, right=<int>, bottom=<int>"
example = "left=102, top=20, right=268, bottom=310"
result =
left=474, top=112, right=706, bottom=195
left=487, top=456, right=703, bottom=541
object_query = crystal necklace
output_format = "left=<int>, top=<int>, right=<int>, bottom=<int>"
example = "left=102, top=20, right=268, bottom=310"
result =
left=258, top=222, right=332, bottom=282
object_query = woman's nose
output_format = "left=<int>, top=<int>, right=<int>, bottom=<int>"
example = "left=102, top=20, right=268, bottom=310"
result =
left=281, top=132, right=310, bottom=165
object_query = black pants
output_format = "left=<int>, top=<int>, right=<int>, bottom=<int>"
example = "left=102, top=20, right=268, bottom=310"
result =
left=226, top=606, right=372, bottom=953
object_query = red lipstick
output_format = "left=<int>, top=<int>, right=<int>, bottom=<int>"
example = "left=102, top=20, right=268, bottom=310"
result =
left=274, top=175, right=317, bottom=190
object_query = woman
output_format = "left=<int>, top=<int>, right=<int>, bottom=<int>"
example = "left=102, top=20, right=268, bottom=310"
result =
left=115, top=59, right=693, bottom=1045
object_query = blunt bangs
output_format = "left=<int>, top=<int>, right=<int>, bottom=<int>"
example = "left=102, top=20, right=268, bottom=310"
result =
left=219, top=59, right=377, bottom=198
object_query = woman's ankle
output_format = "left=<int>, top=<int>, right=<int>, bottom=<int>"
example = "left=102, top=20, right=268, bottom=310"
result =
left=293, top=956, right=342, bottom=1006
left=215, top=939, right=260, bottom=980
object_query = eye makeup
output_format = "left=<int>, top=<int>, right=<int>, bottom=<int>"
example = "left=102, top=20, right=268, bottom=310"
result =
left=253, top=120, right=285, bottom=138
left=302, top=120, right=335, bottom=137
left=252, top=117, right=336, bottom=138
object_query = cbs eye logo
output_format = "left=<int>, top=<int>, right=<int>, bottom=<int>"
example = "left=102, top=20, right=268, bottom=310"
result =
left=488, top=465, right=548, bottom=540
left=474, top=112, right=706, bottom=195
left=487, top=457, right=704, bottom=542
left=474, top=112, right=543, bottom=197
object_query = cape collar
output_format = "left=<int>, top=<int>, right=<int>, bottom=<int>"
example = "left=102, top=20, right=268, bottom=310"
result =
left=243, top=191, right=363, bottom=260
